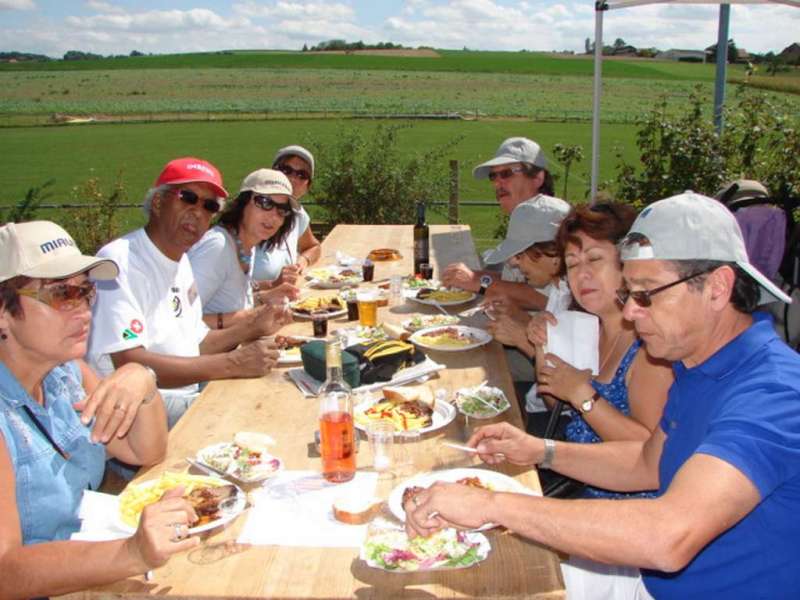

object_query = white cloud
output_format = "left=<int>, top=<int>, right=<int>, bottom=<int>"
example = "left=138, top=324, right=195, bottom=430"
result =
left=233, top=1, right=355, bottom=21
left=66, top=9, right=249, bottom=34
left=84, top=1, right=126, bottom=14
left=0, top=0, right=35, bottom=10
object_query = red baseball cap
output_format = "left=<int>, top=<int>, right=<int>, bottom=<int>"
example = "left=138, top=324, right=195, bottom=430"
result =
left=154, top=157, right=228, bottom=198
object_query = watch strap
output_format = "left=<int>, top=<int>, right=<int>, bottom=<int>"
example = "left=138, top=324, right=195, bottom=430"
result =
left=579, top=391, right=601, bottom=414
left=539, top=438, right=556, bottom=470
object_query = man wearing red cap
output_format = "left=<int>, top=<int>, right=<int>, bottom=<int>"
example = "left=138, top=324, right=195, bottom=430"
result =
left=87, top=157, right=283, bottom=427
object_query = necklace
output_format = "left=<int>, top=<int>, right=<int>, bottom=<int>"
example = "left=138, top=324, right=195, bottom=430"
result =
left=231, top=228, right=252, bottom=273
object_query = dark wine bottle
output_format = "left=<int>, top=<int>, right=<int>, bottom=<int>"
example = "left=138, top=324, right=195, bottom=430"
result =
left=413, top=202, right=430, bottom=276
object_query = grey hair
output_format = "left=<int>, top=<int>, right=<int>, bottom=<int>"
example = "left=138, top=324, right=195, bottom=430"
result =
left=666, top=259, right=760, bottom=314
left=142, top=184, right=172, bottom=217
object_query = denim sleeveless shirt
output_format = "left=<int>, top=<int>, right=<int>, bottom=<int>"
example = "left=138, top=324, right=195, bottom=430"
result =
left=565, top=340, right=655, bottom=499
left=0, top=360, right=105, bottom=544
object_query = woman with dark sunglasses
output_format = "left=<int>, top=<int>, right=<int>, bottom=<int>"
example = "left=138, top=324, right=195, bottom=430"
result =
left=251, top=145, right=322, bottom=286
left=526, top=203, right=674, bottom=499
left=0, top=221, right=196, bottom=598
left=189, top=169, right=300, bottom=329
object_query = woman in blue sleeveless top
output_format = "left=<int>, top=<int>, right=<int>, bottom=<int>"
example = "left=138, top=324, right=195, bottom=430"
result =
left=0, top=221, right=198, bottom=598
left=532, top=203, right=674, bottom=498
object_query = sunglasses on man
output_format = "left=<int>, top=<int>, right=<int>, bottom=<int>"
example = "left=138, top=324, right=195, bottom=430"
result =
left=252, top=194, right=293, bottom=217
left=277, top=164, right=311, bottom=181
left=616, top=270, right=709, bottom=308
left=18, top=282, right=97, bottom=312
left=488, top=166, right=525, bottom=182
left=175, top=189, right=223, bottom=214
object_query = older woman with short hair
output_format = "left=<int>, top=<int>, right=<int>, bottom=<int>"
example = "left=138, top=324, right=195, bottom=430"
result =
left=252, top=145, right=322, bottom=286
left=0, top=221, right=197, bottom=599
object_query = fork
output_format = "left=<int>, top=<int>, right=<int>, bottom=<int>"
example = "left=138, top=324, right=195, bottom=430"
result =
left=431, top=300, right=450, bottom=317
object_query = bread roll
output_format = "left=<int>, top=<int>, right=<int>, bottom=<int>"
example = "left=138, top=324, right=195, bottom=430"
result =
left=233, top=431, right=276, bottom=454
left=332, top=497, right=382, bottom=525
left=382, top=385, right=434, bottom=408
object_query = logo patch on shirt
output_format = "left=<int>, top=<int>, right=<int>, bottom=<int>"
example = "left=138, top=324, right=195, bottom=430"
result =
left=130, top=319, right=144, bottom=334
left=122, top=328, right=138, bottom=341
left=172, top=295, right=183, bottom=317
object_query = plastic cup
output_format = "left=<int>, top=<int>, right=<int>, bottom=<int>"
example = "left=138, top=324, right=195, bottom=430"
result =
left=389, top=275, right=403, bottom=305
left=311, top=310, right=328, bottom=337
left=366, top=421, right=394, bottom=474
left=357, top=292, right=378, bottom=327
left=394, top=430, right=421, bottom=478
left=420, top=263, right=434, bottom=280
left=362, top=260, right=375, bottom=282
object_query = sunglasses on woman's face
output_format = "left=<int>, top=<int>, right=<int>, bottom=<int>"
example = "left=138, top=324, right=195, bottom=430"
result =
left=252, top=194, right=293, bottom=217
left=18, top=282, right=97, bottom=312
left=276, top=164, right=311, bottom=181
left=175, top=189, right=222, bottom=214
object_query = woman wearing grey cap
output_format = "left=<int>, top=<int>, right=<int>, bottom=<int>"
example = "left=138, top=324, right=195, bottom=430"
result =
left=189, top=168, right=299, bottom=332
left=0, top=221, right=195, bottom=597
left=251, top=145, right=322, bottom=285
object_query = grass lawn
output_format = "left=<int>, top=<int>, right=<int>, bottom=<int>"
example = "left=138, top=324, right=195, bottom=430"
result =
left=0, top=118, right=639, bottom=250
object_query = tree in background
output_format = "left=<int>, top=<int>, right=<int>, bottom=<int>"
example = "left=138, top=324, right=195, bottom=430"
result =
left=552, top=143, right=584, bottom=202
left=65, top=174, right=126, bottom=253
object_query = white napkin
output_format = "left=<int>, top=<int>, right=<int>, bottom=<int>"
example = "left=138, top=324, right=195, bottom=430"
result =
left=287, top=357, right=445, bottom=397
left=544, top=279, right=572, bottom=315
left=70, top=490, right=132, bottom=541
left=545, top=311, right=600, bottom=375
left=238, top=470, right=378, bottom=547
left=336, top=251, right=363, bottom=267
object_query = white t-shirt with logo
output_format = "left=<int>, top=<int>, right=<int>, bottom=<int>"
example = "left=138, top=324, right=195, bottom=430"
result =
left=188, top=226, right=253, bottom=314
left=251, top=207, right=310, bottom=281
left=87, top=228, right=210, bottom=418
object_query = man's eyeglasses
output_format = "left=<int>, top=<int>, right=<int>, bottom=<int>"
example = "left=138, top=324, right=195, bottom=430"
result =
left=176, top=189, right=222, bottom=214
left=277, top=164, right=311, bottom=181
left=252, top=194, right=293, bottom=217
left=616, top=271, right=709, bottom=308
left=488, top=166, right=525, bottom=182
left=18, top=282, right=97, bottom=312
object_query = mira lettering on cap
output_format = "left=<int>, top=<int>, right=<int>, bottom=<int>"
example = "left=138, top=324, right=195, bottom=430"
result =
left=40, top=237, right=76, bottom=254
left=185, top=163, right=215, bottom=177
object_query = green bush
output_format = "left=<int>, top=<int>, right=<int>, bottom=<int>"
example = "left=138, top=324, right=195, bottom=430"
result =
left=65, top=174, right=127, bottom=253
left=2, top=179, right=53, bottom=223
left=312, top=123, right=462, bottom=225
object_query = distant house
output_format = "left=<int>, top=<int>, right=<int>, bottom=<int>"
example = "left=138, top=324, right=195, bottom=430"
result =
left=735, top=48, right=751, bottom=63
left=779, top=43, right=800, bottom=63
left=657, top=49, right=706, bottom=62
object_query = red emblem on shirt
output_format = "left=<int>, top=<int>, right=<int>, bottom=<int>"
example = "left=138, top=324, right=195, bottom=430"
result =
left=130, top=319, right=144, bottom=334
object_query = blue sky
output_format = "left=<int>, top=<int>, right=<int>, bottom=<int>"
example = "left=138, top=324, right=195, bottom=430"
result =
left=0, top=0, right=797, bottom=58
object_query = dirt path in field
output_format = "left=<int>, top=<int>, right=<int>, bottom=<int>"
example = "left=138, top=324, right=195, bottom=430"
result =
left=305, top=48, right=440, bottom=58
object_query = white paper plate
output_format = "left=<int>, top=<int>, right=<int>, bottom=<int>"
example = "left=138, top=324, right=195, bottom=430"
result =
left=409, top=325, right=492, bottom=352
left=404, top=288, right=477, bottom=306
left=360, top=527, right=490, bottom=572
left=388, top=467, right=539, bottom=530
left=196, top=442, right=284, bottom=483
left=401, top=314, right=461, bottom=333
left=290, top=296, right=347, bottom=320
left=354, top=396, right=456, bottom=436
left=454, top=386, right=511, bottom=419
left=306, top=266, right=363, bottom=289
left=116, top=476, right=246, bottom=535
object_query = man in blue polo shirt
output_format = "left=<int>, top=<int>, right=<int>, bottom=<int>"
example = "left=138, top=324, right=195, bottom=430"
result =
left=404, top=192, right=800, bottom=599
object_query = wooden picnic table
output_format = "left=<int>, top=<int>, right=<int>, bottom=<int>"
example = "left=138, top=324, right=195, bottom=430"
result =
left=62, top=224, right=564, bottom=600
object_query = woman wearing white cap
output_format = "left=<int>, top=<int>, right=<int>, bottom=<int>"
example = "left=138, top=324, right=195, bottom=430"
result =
left=0, top=221, right=197, bottom=597
left=251, top=145, right=322, bottom=285
left=189, top=168, right=300, bottom=329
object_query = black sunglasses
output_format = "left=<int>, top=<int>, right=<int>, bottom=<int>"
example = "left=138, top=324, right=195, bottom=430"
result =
left=616, top=270, right=709, bottom=308
left=488, top=166, right=525, bottom=182
left=252, top=194, right=293, bottom=217
left=176, top=189, right=222, bottom=214
left=277, top=164, right=311, bottom=181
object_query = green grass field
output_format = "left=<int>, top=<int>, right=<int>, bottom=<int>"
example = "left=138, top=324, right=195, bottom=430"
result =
left=0, top=118, right=639, bottom=249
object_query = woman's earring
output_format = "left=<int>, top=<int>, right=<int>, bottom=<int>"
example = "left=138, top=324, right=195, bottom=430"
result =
left=0, top=330, right=7, bottom=341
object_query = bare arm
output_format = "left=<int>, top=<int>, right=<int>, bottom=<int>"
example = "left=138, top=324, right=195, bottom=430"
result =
left=200, top=303, right=292, bottom=353
left=77, top=360, right=167, bottom=466
left=296, top=226, right=321, bottom=271
left=0, top=437, right=197, bottom=599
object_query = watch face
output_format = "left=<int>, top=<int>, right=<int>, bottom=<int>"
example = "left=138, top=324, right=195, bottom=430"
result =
left=480, top=275, right=493, bottom=287
left=581, top=398, right=594, bottom=413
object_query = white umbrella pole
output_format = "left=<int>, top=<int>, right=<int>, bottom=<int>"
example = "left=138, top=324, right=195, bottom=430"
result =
left=713, top=4, right=731, bottom=134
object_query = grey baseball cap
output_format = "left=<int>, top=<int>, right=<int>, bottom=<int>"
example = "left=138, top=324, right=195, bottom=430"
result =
left=485, top=196, right=570, bottom=265
left=473, top=137, right=547, bottom=180
left=620, top=191, right=791, bottom=305
left=272, top=145, right=315, bottom=179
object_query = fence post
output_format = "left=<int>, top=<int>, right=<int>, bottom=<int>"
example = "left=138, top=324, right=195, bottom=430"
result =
left=448, top=160, right=459, bottom=224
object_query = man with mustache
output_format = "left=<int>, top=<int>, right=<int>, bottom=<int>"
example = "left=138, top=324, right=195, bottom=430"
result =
left=87, top=157, right=283, bottom=427
left=406, top=193, right=800, bottom=599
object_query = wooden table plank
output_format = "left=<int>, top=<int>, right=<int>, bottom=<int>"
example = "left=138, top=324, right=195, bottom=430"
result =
left=63, top=225, right=563, bottom=600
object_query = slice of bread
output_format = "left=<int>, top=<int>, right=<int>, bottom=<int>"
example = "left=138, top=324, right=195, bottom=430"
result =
left=382, top=385, right=434, bottom=408
left=233, top=431, right=276, bottom=454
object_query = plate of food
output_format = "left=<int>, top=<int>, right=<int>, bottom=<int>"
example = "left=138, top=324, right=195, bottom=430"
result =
left=401, top=314, right=460, bottom=333
left=274, top=335, right=313, bottom=364
left=117, top=472, right=246, bottom=534
left=306, top=266, right=362, bottom=289
left=409, top=326, right=491, bottom=352
left=388, top=468, right=538, bottom=530
left=340, top=325, right=390, bottom=346
left=361, top=526, right=490, bottom=572
left=196, top=432, right=283, bottom=483
left=454, top=385, right=511, bottom=419
left=403, top=276, right=438, bottom=290
left=354, top=385, right=456, bottom=434
left=368, top=248, right=402, bottom=262
left=405, top=287, right=476, bottom=306
left=290, top=295, right=347, bottom=319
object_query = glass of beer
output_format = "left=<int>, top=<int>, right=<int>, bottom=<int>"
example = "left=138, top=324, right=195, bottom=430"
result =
left=357, top=291, right=378, bottom=327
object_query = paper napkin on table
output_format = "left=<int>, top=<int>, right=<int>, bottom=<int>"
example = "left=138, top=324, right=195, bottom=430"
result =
left=238, top=470, right=378, bottom=548
left=336, top=251, right=363, bottom=267
left=545, top=311, right=600, bottom=375
left=70, top=489, right=132, bottom=541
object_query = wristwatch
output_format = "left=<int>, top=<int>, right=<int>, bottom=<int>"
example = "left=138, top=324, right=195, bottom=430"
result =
left=579, top=392, right=601, bottom=414
left=477, top=274, right=493, bottom=296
